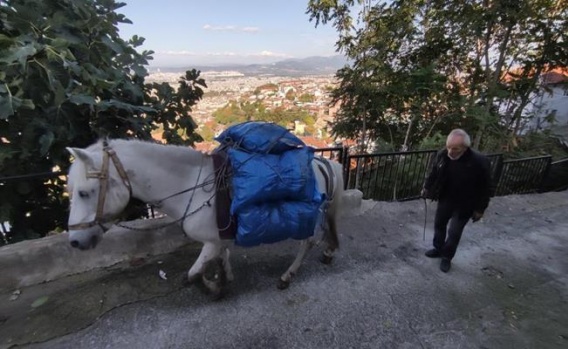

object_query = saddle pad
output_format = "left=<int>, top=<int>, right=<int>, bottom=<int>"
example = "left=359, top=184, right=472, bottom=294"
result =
left=212, top=151, right=237, bottom=240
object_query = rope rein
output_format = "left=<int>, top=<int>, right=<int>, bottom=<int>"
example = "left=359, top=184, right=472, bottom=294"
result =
left=423, top=198, right=427, bottom=241
left=117, top=153, right=233, bottom=232
left=82, top=129, right=317, bottom=233
left=117, top=146, right=239, bottom=232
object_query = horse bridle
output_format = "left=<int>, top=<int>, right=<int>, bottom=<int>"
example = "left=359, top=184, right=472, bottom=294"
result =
left=68, top=144, right=132, bottom=231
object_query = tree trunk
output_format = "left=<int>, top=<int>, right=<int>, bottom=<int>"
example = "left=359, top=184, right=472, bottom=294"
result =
left=475, top=7, right=515, bottom=150
left=402, top=114, right=416, bottom=151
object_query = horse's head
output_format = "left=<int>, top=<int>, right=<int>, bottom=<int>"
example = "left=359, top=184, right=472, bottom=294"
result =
left=66, top=142, right=132, bottom=250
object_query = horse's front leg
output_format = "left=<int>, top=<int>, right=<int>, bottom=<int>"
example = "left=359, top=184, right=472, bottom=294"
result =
left=278, top=238, right=315, bottom=290
left=186, top=242, right=222, bottom=284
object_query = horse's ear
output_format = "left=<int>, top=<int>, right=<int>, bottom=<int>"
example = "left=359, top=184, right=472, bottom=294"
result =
left=67, top=147, right=95, bottom=167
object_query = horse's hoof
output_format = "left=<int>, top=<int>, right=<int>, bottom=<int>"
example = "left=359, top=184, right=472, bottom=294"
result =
left=277, top=279, right=290, bottom=290
left=320, top=254, right=333, bottom=265
left=182, top=278, right=193, bottom=287
left=184, top=273, right=200, bottom=287
left=209, top=289, right=225, bottom=301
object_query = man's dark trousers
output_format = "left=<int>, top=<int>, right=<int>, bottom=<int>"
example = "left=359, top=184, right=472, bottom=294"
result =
left=433, top=200, right=471, bottom=260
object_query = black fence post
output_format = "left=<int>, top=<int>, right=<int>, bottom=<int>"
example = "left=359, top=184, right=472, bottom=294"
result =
left=494, top=155, right=553, bottom=196
left=537, top=157, right=553, bottom=193
left=343, top=146, right=350, bottom=190
left=488, top=154, right=504, bottom=197
left=539, top=158, right=568, bottom=192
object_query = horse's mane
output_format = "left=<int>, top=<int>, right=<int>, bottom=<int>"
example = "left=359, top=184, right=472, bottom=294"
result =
left=96, top=138, right=203, bottom=163
left=68, top=138, right=205, bottom=188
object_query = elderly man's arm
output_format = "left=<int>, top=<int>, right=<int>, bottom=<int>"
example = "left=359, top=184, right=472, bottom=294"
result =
left=422, top=150, right=443, bottom=198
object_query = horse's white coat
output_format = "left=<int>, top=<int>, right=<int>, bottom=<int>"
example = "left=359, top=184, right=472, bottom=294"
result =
left=66, top=139, right=344, bottom=292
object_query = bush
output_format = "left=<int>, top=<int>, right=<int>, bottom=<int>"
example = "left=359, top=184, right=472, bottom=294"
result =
left=0, top=0, right=204, bottom=244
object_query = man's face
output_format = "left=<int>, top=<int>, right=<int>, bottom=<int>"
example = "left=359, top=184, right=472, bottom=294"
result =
left=446, top=135, right=467, bottom=160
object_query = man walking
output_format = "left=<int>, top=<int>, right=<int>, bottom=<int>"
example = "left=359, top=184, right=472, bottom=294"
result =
left=421, top=129, right=493, bottom=272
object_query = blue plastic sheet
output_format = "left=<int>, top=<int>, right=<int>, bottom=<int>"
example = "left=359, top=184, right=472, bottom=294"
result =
left=215, top=121, right=304, bottom=154
left=216, top=121, right=324, bottom=247
left=235, top=201, right=323, bottom=247
left=228, top=147, right=319, bottom=214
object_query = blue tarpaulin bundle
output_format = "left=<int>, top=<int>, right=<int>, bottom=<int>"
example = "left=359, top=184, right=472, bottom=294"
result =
left=216, top=121, right=305, bottom=154
left=215, top=122, right=324, bottom=247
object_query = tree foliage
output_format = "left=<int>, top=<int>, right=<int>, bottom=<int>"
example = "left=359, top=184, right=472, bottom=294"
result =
left=212, top=100, right=316, bottom=133
left=307, top=0, right=568, bottom=152
left=298, top=93, right=316, bottom=103
left=0, top=0, right=204, bottom=243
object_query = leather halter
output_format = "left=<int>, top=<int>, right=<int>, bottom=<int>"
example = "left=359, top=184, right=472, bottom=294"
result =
left=68, top=144, right=132, bottom=231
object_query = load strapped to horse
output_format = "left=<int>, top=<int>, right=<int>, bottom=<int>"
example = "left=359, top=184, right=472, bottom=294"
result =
left=65, top=121, right=345, bottom=298
left=214, top=122, right=331, bottom=247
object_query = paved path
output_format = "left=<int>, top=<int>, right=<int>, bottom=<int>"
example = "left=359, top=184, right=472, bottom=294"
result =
left=1, top=191, right=567, bottom=349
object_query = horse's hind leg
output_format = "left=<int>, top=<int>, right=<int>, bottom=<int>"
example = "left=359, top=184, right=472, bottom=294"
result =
left=278, top=238, right=315, bottom=290
left=320, top=215, right=339, bottom=265
left=221, top=247, right=234, bottom=282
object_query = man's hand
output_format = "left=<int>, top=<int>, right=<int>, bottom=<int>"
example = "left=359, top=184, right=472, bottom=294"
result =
left=472, top=211, right=484, bottom=222
left=420, top=188, right=428, bottom=199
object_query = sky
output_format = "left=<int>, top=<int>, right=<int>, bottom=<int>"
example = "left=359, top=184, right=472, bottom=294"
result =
left=117, top=0, right=340, bottom=68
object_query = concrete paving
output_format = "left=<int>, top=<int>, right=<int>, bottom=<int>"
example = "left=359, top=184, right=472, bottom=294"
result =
left=1, top=190, right=567, bottom=349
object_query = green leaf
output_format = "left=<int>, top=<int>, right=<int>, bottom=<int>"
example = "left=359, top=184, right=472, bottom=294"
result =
left=53, top=84, right=66, bottom=106
left=18, top=98, right=35, bottom=110
left=98, top=99, right=155, bottom=113
left=51, top=38, right=70, bottom=49
left=130, top=35, right=145, bottom=47
left=0, top=34, right=15, bottom=47
left=0, top=93, right=15, bottom=119
left=131, top=64, right=147, bottom=77
left=0, top=44, right=37, bottom=65
left=69, top=94, right=96, bottom=105
left=101, top=35, right=124, bottom=54
left=56, top=30, right=83, bottom=45
left=39, top=131, right=55, bottom=156
left=63, top=59, right=81, bottom=75
left=0, top=90, right=33, bottom=118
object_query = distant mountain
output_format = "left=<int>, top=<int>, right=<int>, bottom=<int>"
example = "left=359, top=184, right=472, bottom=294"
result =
left=152, top=55, right=350, bottom=77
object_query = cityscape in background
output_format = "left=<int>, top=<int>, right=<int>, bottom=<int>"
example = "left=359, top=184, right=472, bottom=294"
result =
left=147, top=56, right=351, bottom=152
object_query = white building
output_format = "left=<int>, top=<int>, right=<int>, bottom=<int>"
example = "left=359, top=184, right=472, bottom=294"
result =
left=532, top=69, right=568, bottom=130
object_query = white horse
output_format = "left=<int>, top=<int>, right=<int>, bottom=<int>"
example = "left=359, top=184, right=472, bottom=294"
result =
left=66, top=139, right=345, bottom=296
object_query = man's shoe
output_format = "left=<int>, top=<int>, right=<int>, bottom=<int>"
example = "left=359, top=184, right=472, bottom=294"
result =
left=425, top=249, right=441, bottom=258
left=440, top=258, right=451, bottom=273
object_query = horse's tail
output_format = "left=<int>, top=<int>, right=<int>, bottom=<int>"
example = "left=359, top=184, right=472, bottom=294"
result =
left=326, top=159, right=344, bottom=216
left=324, top=158, right=345, bottom=250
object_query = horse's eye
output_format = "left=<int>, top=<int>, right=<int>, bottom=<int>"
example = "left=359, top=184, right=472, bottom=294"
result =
left=78, top=190, right=89, bottom=199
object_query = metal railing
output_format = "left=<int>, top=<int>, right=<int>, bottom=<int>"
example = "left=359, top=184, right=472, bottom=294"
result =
left=540, top=158, right=568, bottom=192
left=345, top=150, right=436, bottom=201
left=313, top=146, right=347, bottom=164
left=1, top=147, right=566, bottom=240
left=342, top=151, right=563, bottom=201
left=494, top=155, right=552, bottom=196
left=486, top=154, right=503, bottom=188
